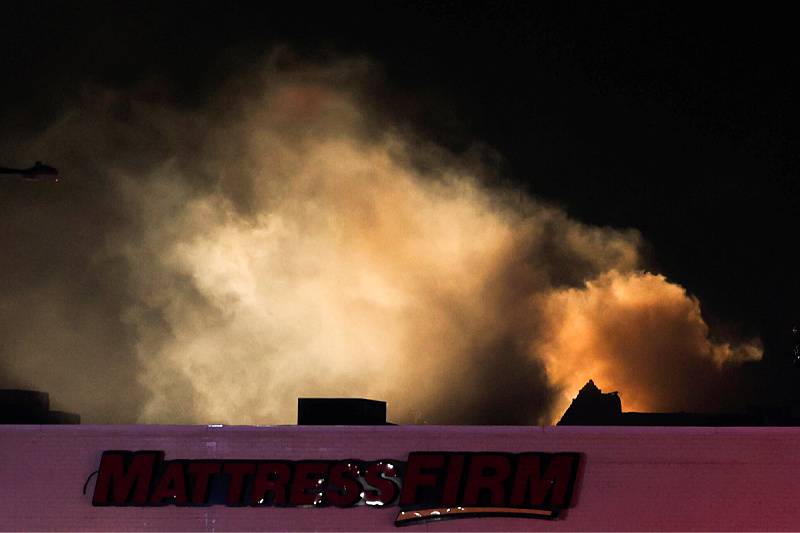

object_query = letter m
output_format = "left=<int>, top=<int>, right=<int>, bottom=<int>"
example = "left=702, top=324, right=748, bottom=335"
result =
left=92, top=451, right=160, bottom=505
left=510, top=453, right=581, bottom=509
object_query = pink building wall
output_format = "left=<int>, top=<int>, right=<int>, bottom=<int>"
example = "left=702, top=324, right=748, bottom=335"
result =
left=1, top=424, right=799, bottom=531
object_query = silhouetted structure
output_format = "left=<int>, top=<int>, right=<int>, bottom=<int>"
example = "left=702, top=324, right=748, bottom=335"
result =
left=558, top=380, right=622, bottom=425
left=558, top=380, right=798, bottom=426
left=297, top=398, right=389, bottom=425
left=0, top=390, right=80, bottom=424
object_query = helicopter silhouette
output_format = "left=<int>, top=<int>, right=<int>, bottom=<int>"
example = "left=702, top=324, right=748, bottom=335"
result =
left=0, top=161, right=59, bottom=181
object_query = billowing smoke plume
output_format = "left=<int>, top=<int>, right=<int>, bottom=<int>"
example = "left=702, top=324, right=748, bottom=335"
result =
left=0, top=51, right=761, bottom=424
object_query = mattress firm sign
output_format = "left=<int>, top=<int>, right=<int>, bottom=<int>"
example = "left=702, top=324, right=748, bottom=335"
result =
left=89, top=451, right=581, bottom=526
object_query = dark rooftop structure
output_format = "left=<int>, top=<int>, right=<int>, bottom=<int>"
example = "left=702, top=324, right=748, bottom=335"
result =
left=0, top=389, right=80, bottom=424
left=558, top=380, right=799, bottom=426
left=297, top=398, right=389, bottom=425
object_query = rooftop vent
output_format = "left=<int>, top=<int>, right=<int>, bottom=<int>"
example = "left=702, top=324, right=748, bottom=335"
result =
left=0, top=390, right=80, bottom=424
left=297, top=398, right=388, bottom=425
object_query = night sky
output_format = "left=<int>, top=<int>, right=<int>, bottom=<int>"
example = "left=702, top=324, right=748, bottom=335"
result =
left=1, top=2, right=798, bottom=423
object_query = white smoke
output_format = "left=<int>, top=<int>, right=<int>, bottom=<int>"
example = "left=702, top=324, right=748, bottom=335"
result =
left=0, top=51, right=761, bottom=424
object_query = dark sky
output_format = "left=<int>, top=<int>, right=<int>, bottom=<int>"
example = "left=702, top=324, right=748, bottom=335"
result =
left=1, top=1, right=799, bottom=420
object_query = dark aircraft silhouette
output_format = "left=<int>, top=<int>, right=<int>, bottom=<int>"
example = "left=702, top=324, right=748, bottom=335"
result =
left=0, top=161, right=59, bottom=181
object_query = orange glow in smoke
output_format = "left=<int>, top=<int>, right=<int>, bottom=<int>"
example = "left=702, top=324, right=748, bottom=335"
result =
left=537, top=270, right=762, bottom=421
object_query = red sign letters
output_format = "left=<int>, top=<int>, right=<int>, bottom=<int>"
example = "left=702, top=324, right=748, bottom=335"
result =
left=90, top=450, right=581, bottom=526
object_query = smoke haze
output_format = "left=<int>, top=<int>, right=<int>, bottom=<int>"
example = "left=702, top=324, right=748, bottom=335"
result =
left=0, top=51, right=762, bottom=425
